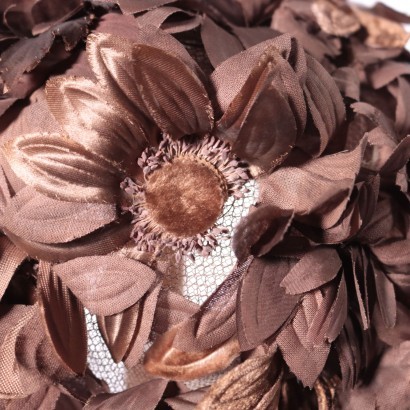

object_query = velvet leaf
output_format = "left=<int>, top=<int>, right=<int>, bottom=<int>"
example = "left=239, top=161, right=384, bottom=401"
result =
left=197, top=353, right=282, bottom=410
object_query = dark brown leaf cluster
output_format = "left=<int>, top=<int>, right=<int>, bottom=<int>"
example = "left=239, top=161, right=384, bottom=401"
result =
left=0, top=0, right=409, bottom=409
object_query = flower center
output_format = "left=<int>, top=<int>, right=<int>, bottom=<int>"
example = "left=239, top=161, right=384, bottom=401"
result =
left=144, top=157, right=227, bottom=237
left=122, top=135, right=249, bottom=257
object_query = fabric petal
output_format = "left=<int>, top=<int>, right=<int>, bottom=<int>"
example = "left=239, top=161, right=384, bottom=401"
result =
left=123, top=282, right=161, bottom=367
left=53, top=255, right=156, bottom=315
left=4, top=132, right=121, bottom=203
left=259, top=139, right=366, bottom=229
left=2, top=187, right=118, bottom=244
left=87, top=33, right=213, bottom=139
left=238, top=258, right=299, bottom=350
left=4, top=216, right=132, bottom=263
left=233, top=205, right=294, bottom=261
left=84, top=379, right=167, bottom=410
left=46, top=76, right=150, bottom=170
left=277, top=292, right=331, bottom=387
left=217, top=46, right=299, bottom=170
left=37, top=261, right=87, bottom=375
left=280, top=247, right=341, bottom=295
left=201, top=17, right=243, bottom=68
left=0, top=236, right=27, bottom=301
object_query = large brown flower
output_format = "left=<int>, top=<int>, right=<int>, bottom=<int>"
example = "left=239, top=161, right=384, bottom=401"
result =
left=2, top=16, right=345, bottom=264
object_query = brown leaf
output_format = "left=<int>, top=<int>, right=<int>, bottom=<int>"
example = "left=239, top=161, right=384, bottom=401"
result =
left=277, top=292, right=331, bottom=387
left=4, top=132, right=121, bottom=203
left=238, top=258, right=299, bottom=350
left=0, top=17, right=89, bottom=89
left=201, top=17, right=243, bottom=68
left=87, top=33, right=213, bottom=139
left=123, top=282, right=161, bottom=367
left=322, top=277, right=348, bottom=342
left=98, top=302, right=142, bottom=364
left=353, top=7, right=410, bottom=49
left=173, top=259, right=251, bottom=352
left=2, top=187, right=118, bottom=244
left=153, top=289, right=199, bottom=334
left=217, top=45, right=304, bottom=170
left=271, top=4, right=342, bottom=62
left=4, top=215, right=132, bottom=263
left=165, top=388, right=208, bottom=410
left=0, top=30, right=54, bottom=89
left=45, top=76, right=150, bottom=171
left=343, top=342, right=410, bottom=409
left=232, top=26, right=280, bottom=49
left=4, top=385, right=62, bottom=410
left=0, top=305, right=44, bottom=399
left=116, top=0, right=175, bottom=14
left=84, top=378, right=167, bottom=410
left=301, top=54, right=346, bottom=156
left=395, top=77, right=410, bottom=135
left=280, top=247, right=341, bottom=295
left=37, top=261, right=87, bottom=375
left=0, top=236, right=27, bottom=301
left=0, top=163, right=11, bottom=215
left=197, top=353, right=282, bottom=410
left=371, top=238, right=410, bottom=268
left=53, top=255, right=156, bottom=315
left=212, top=35, right=307, bottom=123
left=259, top=138, right=366, bottom=229
left=135, top=7, right=202, bottom=34
left=233, top=205, right=294, bottom=261
left=371, top=261, right=396, bottom=328
left=311, top=0, right=360, bottom=37
left=332, top=67, right=360, bottom=100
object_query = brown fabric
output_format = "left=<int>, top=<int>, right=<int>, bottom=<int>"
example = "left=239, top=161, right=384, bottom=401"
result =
left=37, top=261, right=88, bottom=375
left=53, top=255, right=157, bottom=316
left=145, top=157, right=226, bottom=237
left=0, top=1, right=409, bottom=408
left=0, top=237, right=27, bottom=301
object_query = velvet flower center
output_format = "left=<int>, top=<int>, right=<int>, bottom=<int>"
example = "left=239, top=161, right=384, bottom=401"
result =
left=144, top=157, right=226, bottom=237
left=121, top=136, right=249, bottom=258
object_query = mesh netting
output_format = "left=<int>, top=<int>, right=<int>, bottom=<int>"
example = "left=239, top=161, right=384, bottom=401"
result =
left=86, top=180, right=258, bottom=392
